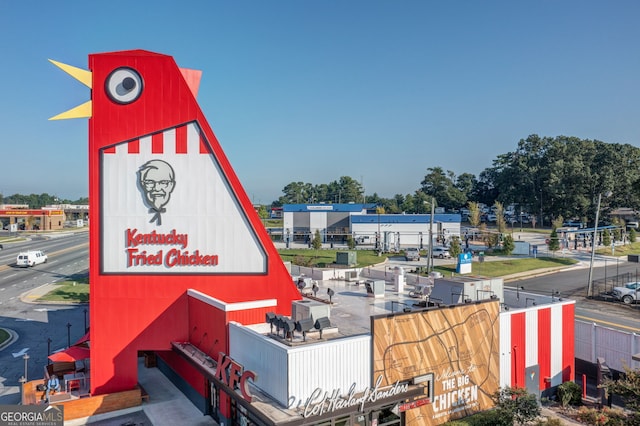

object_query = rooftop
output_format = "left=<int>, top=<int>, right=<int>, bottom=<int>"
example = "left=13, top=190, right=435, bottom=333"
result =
left=250, top=273, right=570, bottom=345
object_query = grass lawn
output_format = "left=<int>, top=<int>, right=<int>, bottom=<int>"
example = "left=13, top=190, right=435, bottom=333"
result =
left=278, top=248, right=578, bottom=278
left=595, top=240, right=640, bottom=257
left=38, top=275, right=89, bottom=303
left=264, top=219, right=282, bottom=228
left=432, top=256, right=578, bottom=278
left=0, top=328, right=9, bottom=346
left=278, top=249, right=388, bottom=268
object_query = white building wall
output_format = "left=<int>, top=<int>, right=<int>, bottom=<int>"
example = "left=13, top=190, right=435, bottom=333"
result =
left=525, top=310, right=538, bottom=368
left=550, top=305, right=564, bottom=386
left=229, top=322, right=370, bottom=408
left=283, top=212, right=294, bottom=235
left=309, top=212, right=327, bottom=236
left=287, top=336, right=371, bottom=409
left=351, top=222, right=461, bottom=247
left=499, top=312, right=512, bottom=388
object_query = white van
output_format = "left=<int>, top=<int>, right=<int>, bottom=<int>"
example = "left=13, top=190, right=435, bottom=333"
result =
left=16, top=250, right=48, bottom=267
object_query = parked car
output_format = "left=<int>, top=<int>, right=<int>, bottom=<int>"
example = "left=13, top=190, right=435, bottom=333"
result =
left=562, top=220, right=585, bottom=229
left=16, top=250, right=48, bottom=267
left=431, top=247, right=451, bottom=259
left=611, top=281, right=640, bottom=304
left=404, top=247, right=420, bottom=261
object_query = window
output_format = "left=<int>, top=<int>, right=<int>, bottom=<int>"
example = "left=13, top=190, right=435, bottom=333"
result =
left=377, top=405, right=401, bottom=426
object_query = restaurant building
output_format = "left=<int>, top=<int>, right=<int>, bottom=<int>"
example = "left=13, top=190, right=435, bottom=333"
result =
left=50, top=49, right=575, bottom=424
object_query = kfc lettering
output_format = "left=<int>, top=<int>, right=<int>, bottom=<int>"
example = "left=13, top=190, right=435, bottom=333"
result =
left=124, top=228, right=219, bottom=269
left=214, top=352, right=257, bottom=402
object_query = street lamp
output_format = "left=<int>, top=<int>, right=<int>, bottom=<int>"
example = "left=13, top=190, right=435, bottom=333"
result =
left=19, top=376, right=26, bottom=402
left=587, top=191, right=612, bottom=298
left=84, top=308, right=88, bottom=333
left=23, top=353, right=30, bottom=381
left=427, top=198, right=435, bottom=273
left=47, top=338, right=52, bottom=364
left=520, top=211, right=523, bottom=232
left=66, top=322, right=72, bottom=348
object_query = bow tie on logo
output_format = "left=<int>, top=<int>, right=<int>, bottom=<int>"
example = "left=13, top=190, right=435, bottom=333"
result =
left=149, top=207, right=166, bottom=226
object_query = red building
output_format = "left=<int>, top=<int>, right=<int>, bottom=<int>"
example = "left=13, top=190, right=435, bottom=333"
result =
left=50, top=50, right=575, bottom=425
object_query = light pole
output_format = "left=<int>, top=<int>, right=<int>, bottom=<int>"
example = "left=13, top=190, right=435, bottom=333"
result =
left=66, top=322, right=72, bottom=348
left=520, top=211, right=523, bottom=233
left=587, top=191, right=611, bottom=298
left=47, top=338, right=52, bottom=364
left=428, top=198, right=435, bottom=273
left=23, top=353, right=30, bottom=381
left=84, top=308, right=88, bottom=333
left=19, top=376, right=26, bottom=402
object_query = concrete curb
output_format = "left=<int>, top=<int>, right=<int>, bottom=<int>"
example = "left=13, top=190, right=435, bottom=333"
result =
left=19, top=283, right=86, bottom=306
left=0, top=328, right=18, bottom=351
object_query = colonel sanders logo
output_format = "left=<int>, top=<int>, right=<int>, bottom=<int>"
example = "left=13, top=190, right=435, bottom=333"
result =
left=137, top=159, right=175, bottom=226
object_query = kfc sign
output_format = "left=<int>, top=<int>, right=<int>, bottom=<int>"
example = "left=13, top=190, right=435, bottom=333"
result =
left=214, top=352, right=257, bottom=402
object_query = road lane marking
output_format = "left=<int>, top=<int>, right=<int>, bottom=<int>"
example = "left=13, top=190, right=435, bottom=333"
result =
left=576, top=314, right=640, bottom=333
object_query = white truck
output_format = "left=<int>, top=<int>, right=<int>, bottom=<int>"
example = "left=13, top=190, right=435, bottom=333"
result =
left=611, top=281, right=640, bottom=304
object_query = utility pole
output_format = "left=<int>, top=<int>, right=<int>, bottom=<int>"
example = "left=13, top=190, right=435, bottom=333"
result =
left=587, top=193, right=603, bottom=298
left=428, top=197, right=435, bottom=273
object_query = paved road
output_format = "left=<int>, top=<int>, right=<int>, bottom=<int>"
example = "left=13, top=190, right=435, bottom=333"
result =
left=0, top=232, right=89, bottom=405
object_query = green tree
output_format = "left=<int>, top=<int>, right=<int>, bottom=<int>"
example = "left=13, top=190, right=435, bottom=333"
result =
left=630, top=228, right=637, bottom=243
left=548, top=228, right=560, bottom=252
left=449, top=236, right=461, bottom=258
left=552, top=215, right=564, bottom=231
left=468, top=202, right=481, bottom=227
left=257, top=205, right=269, bottom=220
left=312, top=230, right=322, bottom=250
left=346, top=235, right=356, bottom=250
left=602, top=229, right=611, bottom=247
left=485, top=232, right=500, bottom=250
left=494, top=201, right=507, bottom=233
left=278, top=181, right=313, bottom=204
left=420, top=167, right=466, bottom=210
left=502, top=234, right=515, bottom=255
left=455, top=172, right=477, bottom=202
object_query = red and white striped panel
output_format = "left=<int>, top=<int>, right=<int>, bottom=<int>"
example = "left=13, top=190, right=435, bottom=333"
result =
left=103, top=123, right=208, bottom=155
left=500, top=301, right=575, bottom=390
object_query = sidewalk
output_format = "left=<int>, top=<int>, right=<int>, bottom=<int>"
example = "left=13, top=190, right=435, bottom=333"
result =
left=66, top=358, right=217, bottom=426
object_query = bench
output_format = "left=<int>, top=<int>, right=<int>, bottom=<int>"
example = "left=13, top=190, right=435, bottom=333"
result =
left=49, top=392, right=72, bottom=403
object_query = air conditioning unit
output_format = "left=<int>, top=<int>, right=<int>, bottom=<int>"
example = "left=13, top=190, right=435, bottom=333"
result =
left=345, top=270, right=360, bottom=282
left=291, top=300, right=330, bottom=322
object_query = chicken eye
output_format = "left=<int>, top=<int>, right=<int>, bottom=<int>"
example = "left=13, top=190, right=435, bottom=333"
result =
left=105, top=67, right=143, bottom=104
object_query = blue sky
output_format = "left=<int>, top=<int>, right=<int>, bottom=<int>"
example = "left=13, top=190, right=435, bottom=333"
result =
left=1, top=1, right=639, bottom=204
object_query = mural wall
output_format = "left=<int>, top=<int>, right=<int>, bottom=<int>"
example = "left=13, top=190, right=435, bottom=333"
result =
left=372, top=300, right=500, bottom=425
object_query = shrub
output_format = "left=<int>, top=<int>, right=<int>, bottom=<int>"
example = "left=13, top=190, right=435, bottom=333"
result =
left=502, top=234, right=515, bottom=255
left=492, top=386, right=541, bottom=425
left=534, top=418, right=564, bottom=426
left=575, top=406, right=609, bottom=425
left=557, top=381, right=582, bottom=407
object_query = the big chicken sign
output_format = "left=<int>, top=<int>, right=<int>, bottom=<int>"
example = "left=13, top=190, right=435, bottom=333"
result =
left=51, top=50, right=300, bottom=394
